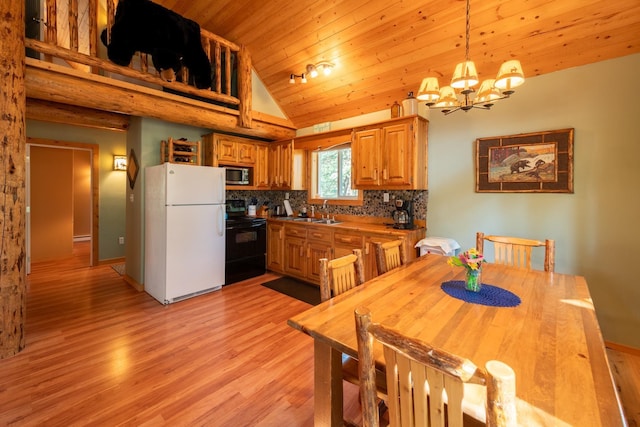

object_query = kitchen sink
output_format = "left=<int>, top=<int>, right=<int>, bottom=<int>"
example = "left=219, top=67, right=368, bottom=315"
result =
left=311, top=218, right=342, bottom=225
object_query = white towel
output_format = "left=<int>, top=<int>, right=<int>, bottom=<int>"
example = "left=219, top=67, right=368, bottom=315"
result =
left=415, top=237, right=461, bottom=255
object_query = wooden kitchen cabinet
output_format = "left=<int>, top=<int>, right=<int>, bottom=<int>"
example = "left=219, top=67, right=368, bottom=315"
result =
left=352, top=116, right=428, bottom=189
left=203, top=133, right=257, bottom=166
left=284, top=224, right=308, bottom=279
left=333, top=230, right=364, bottom=258
left=268, top=139, right=293, bottom=189
left=267, top=222, right=285, bottom=273
left=305, top=228, right=333, bottom=283
left=254, top=143, right=270, bottom=189
left=283, top=224, right=333, bottom=284
left=363, top=234, right=400, bottom=281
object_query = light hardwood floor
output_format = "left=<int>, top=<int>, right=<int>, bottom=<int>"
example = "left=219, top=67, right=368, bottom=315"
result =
left=1, top=242, right=637, bottom=426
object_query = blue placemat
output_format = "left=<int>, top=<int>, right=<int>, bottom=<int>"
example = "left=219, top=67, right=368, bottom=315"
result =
left=441, top=281, right=521, bottom=307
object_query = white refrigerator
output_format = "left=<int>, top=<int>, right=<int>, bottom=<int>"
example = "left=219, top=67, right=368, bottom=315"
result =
left=144, top=163, right=225, bottom=304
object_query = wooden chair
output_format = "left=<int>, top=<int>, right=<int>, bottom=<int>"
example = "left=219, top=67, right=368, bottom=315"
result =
left=319, top=251, right=388, bottom=420
left=374, top=239, right=407, bottom=275
left=319, top=249, right=365, bottom=301
left=355, top=306, right=517, bottom=427
left=476, top=231, right=555, bottom=272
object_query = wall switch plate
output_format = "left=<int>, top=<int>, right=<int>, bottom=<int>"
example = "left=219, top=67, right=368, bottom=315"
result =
left=118, top=237, right=125, bottom=245
left=129, top=193, right=134, bottom=202
left=383, top=193, right=390, bottom=202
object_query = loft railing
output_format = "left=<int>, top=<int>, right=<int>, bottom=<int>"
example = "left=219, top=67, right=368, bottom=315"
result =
left=25, top=0, right=252, bottom=128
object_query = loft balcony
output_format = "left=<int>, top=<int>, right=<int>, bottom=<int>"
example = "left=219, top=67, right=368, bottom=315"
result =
left=24, top=0, right=295, bottom=140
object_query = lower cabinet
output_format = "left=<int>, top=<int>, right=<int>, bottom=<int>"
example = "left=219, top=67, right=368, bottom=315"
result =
left=266, top=222, right=285, bottom=273
left=283, top=224, right=333, bottom=284
left=266, top=221, right=422, bottom=285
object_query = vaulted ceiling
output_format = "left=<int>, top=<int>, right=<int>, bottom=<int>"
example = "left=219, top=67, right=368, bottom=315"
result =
left=155, top=0, right=640, bottom=129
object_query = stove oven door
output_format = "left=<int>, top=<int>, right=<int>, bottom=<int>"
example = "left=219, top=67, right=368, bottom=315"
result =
left=225, top=221, right=266, bottom=284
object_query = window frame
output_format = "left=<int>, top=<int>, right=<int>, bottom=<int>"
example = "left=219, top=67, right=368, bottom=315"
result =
left=308, top=143, right=363, bottom=207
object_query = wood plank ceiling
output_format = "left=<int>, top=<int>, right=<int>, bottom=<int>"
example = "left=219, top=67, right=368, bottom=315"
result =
left=154, top=0, right=640, bottom=129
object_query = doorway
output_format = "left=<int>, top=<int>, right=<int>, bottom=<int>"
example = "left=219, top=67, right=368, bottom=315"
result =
left=26, top=138, right=100, bottom=272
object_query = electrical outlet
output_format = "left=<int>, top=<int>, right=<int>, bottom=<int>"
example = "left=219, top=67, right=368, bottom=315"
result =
left=118, top=236, right=125, bottom=245
left=383, top=193, right=390, bottom=202
left=285, top=192, right=289, bottom=200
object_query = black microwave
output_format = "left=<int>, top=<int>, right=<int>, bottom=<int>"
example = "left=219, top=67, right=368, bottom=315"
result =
left=225, top=167, right=251, bottom=185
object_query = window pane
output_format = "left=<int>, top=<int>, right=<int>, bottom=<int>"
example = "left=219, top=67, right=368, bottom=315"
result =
left=316, top=147, right=357, bottom=200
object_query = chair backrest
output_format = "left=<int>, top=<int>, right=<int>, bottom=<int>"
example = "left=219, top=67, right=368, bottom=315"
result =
left=355, top=306, right=517, bottom=427
left=374, top=239, right=407, bottom=275
left=476, top=231, right=555, bottom=272
left=319, top=249, right=365, bottom=301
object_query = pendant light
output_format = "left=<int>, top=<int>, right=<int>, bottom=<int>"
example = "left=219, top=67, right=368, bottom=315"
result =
left=417, top=0, right=525, bottom=114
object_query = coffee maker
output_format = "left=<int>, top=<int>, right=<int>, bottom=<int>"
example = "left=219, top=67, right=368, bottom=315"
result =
left=392, top=199, right=414, bottom=229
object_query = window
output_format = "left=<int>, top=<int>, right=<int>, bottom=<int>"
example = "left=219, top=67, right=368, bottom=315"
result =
left=310, top=145, right=361, bottom=204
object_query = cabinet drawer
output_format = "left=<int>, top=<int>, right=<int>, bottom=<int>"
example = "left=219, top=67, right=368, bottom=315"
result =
left=307, top=228, right=333, bottom=242
left=285, top=225, right=307, bottom=239
left=333, top=232, right=364, bottom=248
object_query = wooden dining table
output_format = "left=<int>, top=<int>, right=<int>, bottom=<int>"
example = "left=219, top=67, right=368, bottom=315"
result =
left=288, top=254, right=625, bottom=426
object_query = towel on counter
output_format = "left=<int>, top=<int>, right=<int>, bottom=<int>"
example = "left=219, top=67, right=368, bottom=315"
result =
left=415, top=237, right=461, bottom=256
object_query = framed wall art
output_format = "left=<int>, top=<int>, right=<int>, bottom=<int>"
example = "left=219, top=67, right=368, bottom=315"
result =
left=127, top=148, right=139, bottom=190
left=476, top=128, right=574, bottom=193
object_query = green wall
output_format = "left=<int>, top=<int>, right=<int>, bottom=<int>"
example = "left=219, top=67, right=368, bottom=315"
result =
left=299, top=54, right=640, bottom=348
left=125, top=117, right=211, bottom=284
left=426, top=54, right=640, bottom=348
left=26, top=120, right=127, bottom=262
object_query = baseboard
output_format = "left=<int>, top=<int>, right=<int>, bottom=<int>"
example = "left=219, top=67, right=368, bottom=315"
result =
left=99, top=257, right=125, bottom=266
left=605, top=341, right=640, bottom=356
left=123, top=274, right=144, bottom=292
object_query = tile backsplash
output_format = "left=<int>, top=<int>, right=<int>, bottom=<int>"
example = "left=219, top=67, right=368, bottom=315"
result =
left=226, top=189, right=428, bottom=221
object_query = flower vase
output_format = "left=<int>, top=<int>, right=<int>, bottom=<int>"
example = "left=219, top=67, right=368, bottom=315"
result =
left=465, top=268, right=482, bottom=292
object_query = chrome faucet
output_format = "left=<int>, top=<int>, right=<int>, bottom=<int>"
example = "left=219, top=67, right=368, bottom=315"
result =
left=322, top=200, right=329, bottom=218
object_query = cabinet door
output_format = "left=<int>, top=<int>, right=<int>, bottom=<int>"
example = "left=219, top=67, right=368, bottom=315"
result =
left=237, top=143, right=256, bottom=164
left=353, top=128, right=381, bottom=187
left=254, top=144, right=270, bottom=189
left=307, top=240, right=332, bottom=283
left=363, top=234, right=396, bottom=281
left=267, top=223, right=284, bottom=272
left=383, top=123, right=412, bottom=187
left=279, top=141, right=292, bottom=189
left=217, top=139, right=237, bottom=163
left=268, top=140, right=293, bottom=189
left=284, top=236, right=306, bottom=278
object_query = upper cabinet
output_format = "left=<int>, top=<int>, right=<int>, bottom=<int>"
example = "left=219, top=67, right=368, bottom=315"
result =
left=204, top=133, right=258, bottom=166
left=268, top=139, right=293, bottom=190
left=352, top=116, right=428, bottom=190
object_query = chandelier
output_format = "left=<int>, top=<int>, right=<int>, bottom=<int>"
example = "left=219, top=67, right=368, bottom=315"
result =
left=417, top=0, right=525, bottom=115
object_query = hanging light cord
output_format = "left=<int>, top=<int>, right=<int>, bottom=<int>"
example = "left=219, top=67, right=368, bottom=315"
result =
left=465, top=0, right=471, bottom=62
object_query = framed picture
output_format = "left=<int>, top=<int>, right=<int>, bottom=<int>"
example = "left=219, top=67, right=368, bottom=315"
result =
left=127, top=148, right=139, bottom=190
left=476, top=128, right=574, bottom=193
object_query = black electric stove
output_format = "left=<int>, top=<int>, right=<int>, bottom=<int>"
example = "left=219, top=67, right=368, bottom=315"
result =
left=225, top=200, right=266, bottom=284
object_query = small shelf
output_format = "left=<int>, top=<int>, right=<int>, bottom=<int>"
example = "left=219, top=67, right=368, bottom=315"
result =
left=161, top=137, right=201, bottom=165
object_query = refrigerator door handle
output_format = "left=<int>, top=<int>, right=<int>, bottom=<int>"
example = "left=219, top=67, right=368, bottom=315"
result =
left=217, top=205, right=225, bottom=237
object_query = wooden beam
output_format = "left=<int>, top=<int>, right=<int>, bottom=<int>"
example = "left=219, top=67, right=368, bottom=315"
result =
left=26, top=60, right=296, bottom=140
left=26, top=99, right=130, bottom=132
left=0, top=0, right=27, bottom=359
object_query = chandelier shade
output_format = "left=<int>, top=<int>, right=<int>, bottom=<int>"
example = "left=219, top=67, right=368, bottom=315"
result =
left=417, top=77, right=440, bottom=104
left=494, top=60, right=525, bottom=93
left=417, top=0, right=525, bottom=115
left=451, top=60, right=479, bottom=89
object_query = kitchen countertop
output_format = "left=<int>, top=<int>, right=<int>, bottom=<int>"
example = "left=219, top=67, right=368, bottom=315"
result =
left=267, top=216, right=425, bottom=236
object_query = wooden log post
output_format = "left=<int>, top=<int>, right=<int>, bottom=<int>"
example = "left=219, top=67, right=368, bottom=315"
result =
left=0, top=0, right=27, bottom=358
left=237, top=45, right=252, bottom=129
left=485, top=360, right=517, bottom=427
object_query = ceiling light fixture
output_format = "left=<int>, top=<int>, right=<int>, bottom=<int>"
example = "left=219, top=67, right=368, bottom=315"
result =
left=417, top=0, right=525, bottom=115
left=289, top=61, right=334, bottom=84
left=289, top=73, right=307, bottom=84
